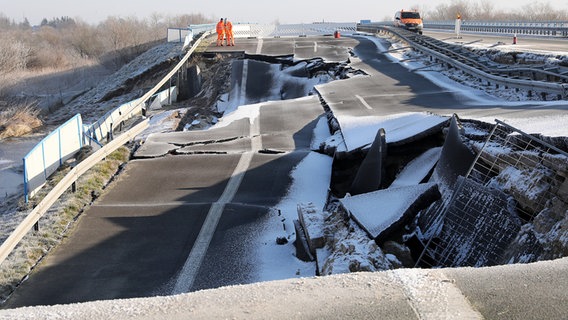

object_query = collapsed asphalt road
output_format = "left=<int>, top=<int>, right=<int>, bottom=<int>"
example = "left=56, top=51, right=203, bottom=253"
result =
left=3, top=36, right=359, bottom=307
left=3, top=34, right=567, bottom=309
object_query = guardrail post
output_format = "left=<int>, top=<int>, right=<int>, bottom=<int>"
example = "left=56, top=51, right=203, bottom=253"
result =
left=168, top=78, right=172, bottom=105
left=107, top=123, right=114, bottom=143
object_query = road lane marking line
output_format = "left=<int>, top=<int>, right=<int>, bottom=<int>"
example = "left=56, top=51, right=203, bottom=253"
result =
left=173, top=112, right=262, bottom=294
left=238, top=60, right=249, bottom=107
left=256, top=38, right=263, bottom=55
left=355, top=94, right=373, bottom=110
left=314, top=41, right=318, bottom=53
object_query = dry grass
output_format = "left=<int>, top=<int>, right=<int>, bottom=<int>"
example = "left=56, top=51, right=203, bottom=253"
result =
left=0, top=103, right=43, bottom=140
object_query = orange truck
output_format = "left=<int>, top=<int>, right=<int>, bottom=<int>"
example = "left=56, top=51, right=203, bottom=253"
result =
left=394, top=10, right=423, bottom=34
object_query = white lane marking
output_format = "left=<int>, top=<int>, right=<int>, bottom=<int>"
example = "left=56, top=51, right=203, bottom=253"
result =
left=173, top=108, right=262, bottom=294
left=314, top=41, right=318, bottom=53
left=355, top=94, right=373, bottom=110
left=256, top=38, right=264, bottom=55
left=388, top=269, right=483, bottom=320
left=238, top=60, right=249, bottom=107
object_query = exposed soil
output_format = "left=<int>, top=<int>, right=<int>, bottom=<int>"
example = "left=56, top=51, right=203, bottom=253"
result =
left=172, top=53, right=237, bottom=131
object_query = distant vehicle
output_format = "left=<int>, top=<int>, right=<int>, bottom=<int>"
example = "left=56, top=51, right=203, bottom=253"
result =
left=394, top=10, right=423, bottom=35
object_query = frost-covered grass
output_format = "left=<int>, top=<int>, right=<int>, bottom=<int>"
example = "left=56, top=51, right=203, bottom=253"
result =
left=0, top=146, right=130, bottom=301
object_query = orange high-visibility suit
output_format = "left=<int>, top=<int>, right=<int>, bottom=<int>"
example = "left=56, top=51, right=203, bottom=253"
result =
left=216, top=19, right=225, bottom=46
left=225, top=20, right=234, bottom=46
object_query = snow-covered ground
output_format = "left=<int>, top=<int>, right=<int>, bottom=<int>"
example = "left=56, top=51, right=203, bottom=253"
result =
left=0, top=31, right=566, bottom=315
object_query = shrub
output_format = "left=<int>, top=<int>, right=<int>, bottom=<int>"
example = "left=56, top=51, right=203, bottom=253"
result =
left=0, top=102, right=43, bottom=139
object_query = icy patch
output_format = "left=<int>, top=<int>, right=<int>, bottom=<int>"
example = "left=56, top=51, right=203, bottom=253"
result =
left=341, top=183, right=438, bottom=240
left=322, top=131, right=347, bottom=154
left=390, top=147, right=442, bottom=189
left=138, top=109, right=184, bottom=140
left=255, top=152, right=332, bottom=282
left=310, top=116, right=332, bottom=151
left=338, top=112, right=448, bottom=151
left=212, top=103, right=261, bottom=129
left=476, top=115, right=568, bottom=138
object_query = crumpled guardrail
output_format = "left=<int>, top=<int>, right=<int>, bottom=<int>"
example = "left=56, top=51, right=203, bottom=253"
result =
left=357, top=24, right=568, bottom=99
left=0, top=29, right=214, bottom=267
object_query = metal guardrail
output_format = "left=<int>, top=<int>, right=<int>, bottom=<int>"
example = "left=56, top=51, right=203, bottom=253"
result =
left=267, top=23, right=357, bottom=37
left=188, top=24, right=216, bottom=36
left=112, top=30, right=213, bottom=130
left=357, top=24, right=568, bottom=100
left=0, top=119, right=149, bottom=265
left=425, top=20, right=568, bottom=37
left=23, top=114, right=84, bottom=201
left=0, top=31, right=213, bottom=267
left=184, top=22, right=357, bottom=39
left=371, top=20, right=568, bottom=37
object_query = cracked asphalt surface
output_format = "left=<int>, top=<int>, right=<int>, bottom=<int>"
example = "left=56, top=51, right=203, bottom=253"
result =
left=3, top=35, right=567, bottom=319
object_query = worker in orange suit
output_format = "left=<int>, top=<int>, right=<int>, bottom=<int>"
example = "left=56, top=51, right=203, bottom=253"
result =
left=224, top=18, right=235, bottom=46
left=216, top=18, right=225, bottom=46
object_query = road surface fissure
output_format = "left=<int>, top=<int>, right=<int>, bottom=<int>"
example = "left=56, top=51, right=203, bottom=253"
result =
left=172, top=103, right=262, bottom=294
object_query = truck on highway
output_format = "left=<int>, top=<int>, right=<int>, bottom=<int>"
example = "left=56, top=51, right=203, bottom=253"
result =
left=394, top=10, right=423, bottom=35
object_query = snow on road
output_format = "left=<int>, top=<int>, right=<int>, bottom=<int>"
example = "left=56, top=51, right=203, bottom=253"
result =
left=0, top=30, right=566, bottom=317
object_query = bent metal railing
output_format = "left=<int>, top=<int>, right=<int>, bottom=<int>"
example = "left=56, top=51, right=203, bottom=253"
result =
left=0, top=29, right=214, bottom=267
left=416, top=120, right=568, bottom=268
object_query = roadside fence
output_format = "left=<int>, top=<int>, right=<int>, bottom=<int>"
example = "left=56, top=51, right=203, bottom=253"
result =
left=22, top=115, right=84, bottom=202
left=5, top=29, right=214, bottom=268
left=416, top=120, right=568, bottom=268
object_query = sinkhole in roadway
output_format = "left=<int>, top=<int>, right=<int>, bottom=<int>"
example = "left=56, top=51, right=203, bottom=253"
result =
left=174, top=52, right=364, bottom=131
left=175, top=53, right=568, bottom=274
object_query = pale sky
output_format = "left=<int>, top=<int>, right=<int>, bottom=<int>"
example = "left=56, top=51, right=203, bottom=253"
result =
left=1, top=0, right=568, bottom=25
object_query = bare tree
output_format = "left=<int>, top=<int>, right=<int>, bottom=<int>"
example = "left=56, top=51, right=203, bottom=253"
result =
left=521, top=2, right=568, bottom=20
left=66, top=19, right=103, bottom=59
left=476, top=0, right=496, bottom=20
left=148, top=12, right=166, bottom=40
left=0, top=12, right=213, bottom=74
left=0, top=32, right=32, bottom=72
left=426, top=0, right=568, bottom=21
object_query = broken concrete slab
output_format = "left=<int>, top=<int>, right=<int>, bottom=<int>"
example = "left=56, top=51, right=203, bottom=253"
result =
left=350, top=128, right=386, bottom=195
left=297, top=203, right=326, bottom=256
left=176, top=137, right=251, bottom=155
left=332, top=112, right=448, bottom=152
left=134, top=118, right=251, bottom=158
left=430, top=115, right=476, bottom=196
left=340, top=183, right=440, bottom=244
left=293, top=219, right=315, bottom=262
left=389, top=147, right=442, bottom=189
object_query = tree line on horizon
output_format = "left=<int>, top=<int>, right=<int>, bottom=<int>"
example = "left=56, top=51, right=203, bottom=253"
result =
left=413, top=0, right=568, bottom=21
left=0, top=13, right=213, bottom=75
left=1, top=0, right=567, bottom=76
